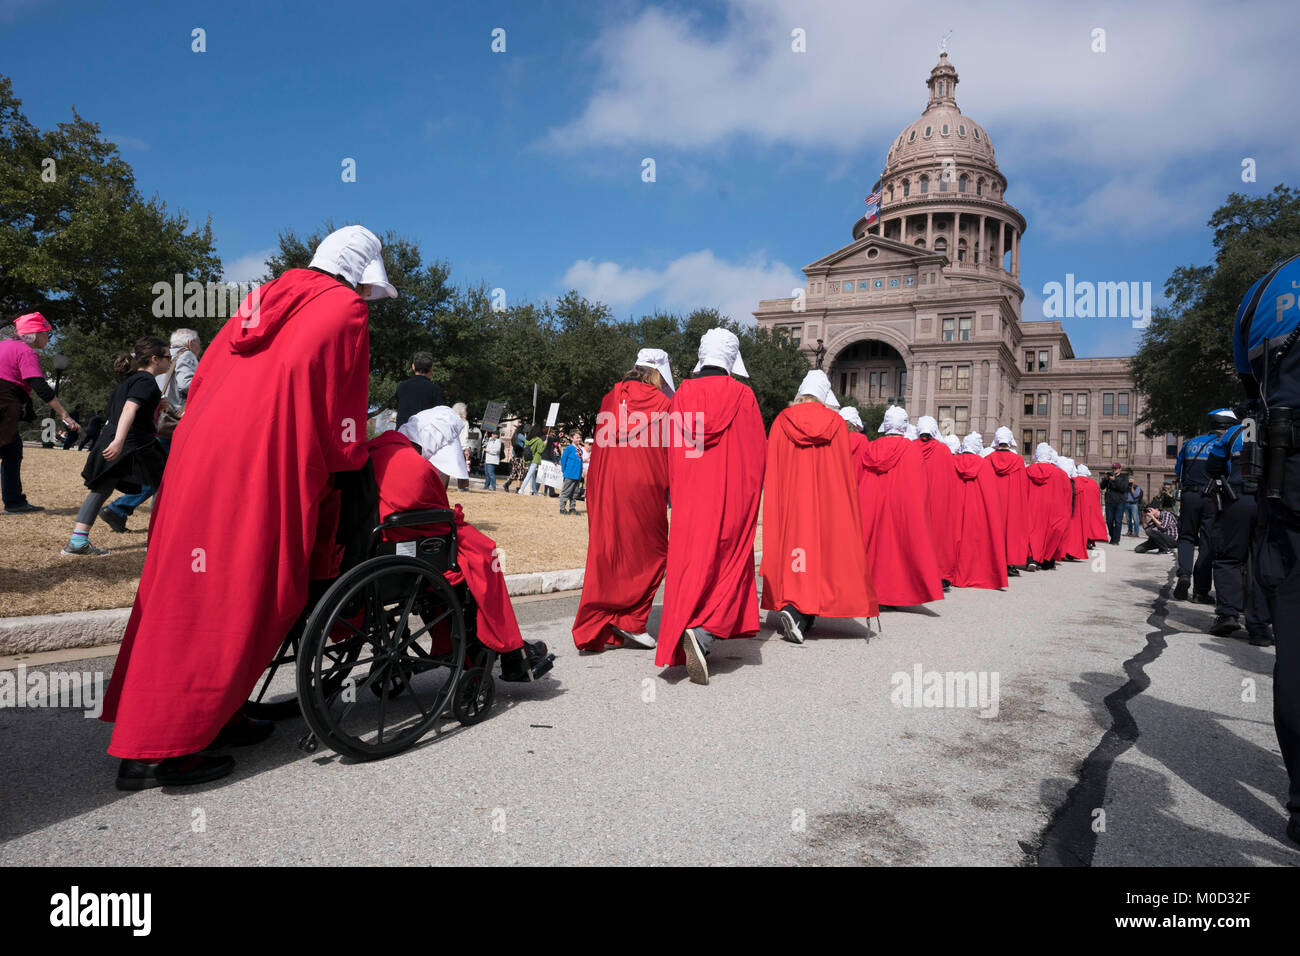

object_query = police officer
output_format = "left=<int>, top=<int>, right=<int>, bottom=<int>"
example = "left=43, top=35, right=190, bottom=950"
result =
left=1172, top=409, right=1235, bottom=602
left=1206, top=413, right=1274, bottom=644
left=1232, top=252, right=1300, bottom=848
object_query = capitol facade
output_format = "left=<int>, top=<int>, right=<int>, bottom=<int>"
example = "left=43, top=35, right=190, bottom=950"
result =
left=754, top=53, right=1173, bottom=493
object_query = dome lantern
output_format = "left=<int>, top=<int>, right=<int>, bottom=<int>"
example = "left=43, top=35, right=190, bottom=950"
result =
left=926, top=52, right=959, bottom=111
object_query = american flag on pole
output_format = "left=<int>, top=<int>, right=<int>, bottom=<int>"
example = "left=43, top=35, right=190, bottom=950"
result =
left=863, top=190, right=881, bottom=226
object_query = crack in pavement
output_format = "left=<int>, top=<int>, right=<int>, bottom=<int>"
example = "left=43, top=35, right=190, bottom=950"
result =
left=1033, top=563, right=1179, bottom=866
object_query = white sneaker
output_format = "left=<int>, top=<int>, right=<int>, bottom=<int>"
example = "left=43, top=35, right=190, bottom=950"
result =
left=612, top=626, right=656, bottom=649
left=682, top=629, right=709, bottom=685
left=778, top=608, right=804, bottom=645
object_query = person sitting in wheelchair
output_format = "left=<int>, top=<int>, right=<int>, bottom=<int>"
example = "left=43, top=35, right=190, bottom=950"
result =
left=369, top=406, right=553, bottom=683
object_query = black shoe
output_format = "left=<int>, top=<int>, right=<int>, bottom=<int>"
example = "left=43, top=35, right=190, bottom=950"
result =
left=942, top=579, right=952, bottom=591
left=208, top=716, right=275, bottom=748
left=98, top=506, right=129, bottom=533
left=1007, top=566, right=1020, bottom=577
left=243, top=698, right=302, bottom=721
left=1192, top=592, right=1215, bottom=606
left=778, top=606, right=805, bottom=644
left=116, top=754, right=235, bottom=791
left=1173, top=578, right=1190, bottom=601
left=2, top=502, right=44, bottom=515
left=1209, top=615, right=1242, bottom=637
left=1024, top=563, right=1039, bottom=572
left=1249, top=629, right=1276, bottom=647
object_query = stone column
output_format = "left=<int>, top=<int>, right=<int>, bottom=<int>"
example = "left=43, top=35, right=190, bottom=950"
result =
left=926, top=212, right=933, bottom=250
left=978, top=215, right=986, bottom=267
left=1012, top=229, right=1020, bottom=278
left=987, top=359, right=1001, bottom=432
left=900, top=215, right=908, bottom=245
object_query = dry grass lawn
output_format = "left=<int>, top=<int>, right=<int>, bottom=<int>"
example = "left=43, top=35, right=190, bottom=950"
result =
left=1, top=446, right=764, bottom=618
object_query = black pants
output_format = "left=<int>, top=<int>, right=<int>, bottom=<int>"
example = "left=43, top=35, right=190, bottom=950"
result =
left=1105, top=500, right=1125, bottom=544
left=1253, top=490, right=1300, bottom=818
left=1177, top=489, right=1215, bottom=594
left=0, top=434, right=25, bottom=508
left=1213, top=493, right=1270, bottom=631
left=1135, top=527, right=1176, bottom=552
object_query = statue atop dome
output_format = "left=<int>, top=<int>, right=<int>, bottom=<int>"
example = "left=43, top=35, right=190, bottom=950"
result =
left=939, top=30, right=951, bottom=55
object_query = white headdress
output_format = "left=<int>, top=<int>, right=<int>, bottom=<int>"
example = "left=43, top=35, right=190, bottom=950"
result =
left=399, top=406, right=469, bottom=480
left=1033, top=442, right=1056, bottom=464
left=635, top=347, right=675, bottom=395
left=795, top=369, right=840, bottom=408
left=309, top=225, right=383, bottom=288
left=692, top=328, right=748, bottom=377
left=1077, top=464, right=1093, bottom=477
left=878, top=405, right=909, bottom=436
left=839, top=406, right=864, bottom=430
left=943, top=434, right=961, bottom=453
left=993, top=426, right=1016, bottom=450
left=359, top=257, right=398, bottom=301
left=916, top=415, right=941, bottom=440
left=960, top=431, right=984, bottom=455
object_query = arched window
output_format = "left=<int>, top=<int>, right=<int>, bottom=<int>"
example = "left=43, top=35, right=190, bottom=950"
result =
left=903, top=179, right=910, bottom=197
left=942, top=124, right=949, bottom=135
left=959, top=174, right=968, bottom=193
left=888, top=185, right=893, bottom=202
left=959, top=124, right=966, bottom=136
left=934, top=237, right=948, bottom=255
left=973, top=129, right=981, bottom=141
left=939, top=174, right=947, bottom=192
left=908, top=130, right=916, bottom=142
left=920, top=175, right=929, bottom=194
left=976, top=178, right=984, bottom=196
left=924, top=125, right=932, bottom=137
left=957, top=239, right=968, bottom=263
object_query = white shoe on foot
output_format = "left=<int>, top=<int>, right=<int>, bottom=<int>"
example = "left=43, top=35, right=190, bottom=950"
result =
left=778, top=608, right=804, bottom=644
left=682, top=629, right=709, bottom=685
left=612, top=626, right=656, bottom=649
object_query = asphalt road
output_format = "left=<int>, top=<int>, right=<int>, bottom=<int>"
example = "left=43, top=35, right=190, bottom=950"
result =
left=1, top=543, right=1295, bottom=865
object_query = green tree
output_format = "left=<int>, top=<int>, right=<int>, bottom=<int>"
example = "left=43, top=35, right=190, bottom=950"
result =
left=1132, top=184, right=1300, bottom=437
left=0, top=74, right=222, bottom=420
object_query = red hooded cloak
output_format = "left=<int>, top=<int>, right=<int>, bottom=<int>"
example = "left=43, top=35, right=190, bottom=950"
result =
left=985, top=450, right=1031, bottom=567
left=760, top=402, right=877, bottom=619
left=1059, top=474, right=1090, bottom=560
left=366, top=430, right=524, bottom=654
left=101, top=269, right=370, bottom=759
left=855, top=434, right=941, bottom=606
left=572, top=380, right=671, bottom=650
left=1026, top=461, right=1074, bottom=563
left=1075, top=476, right=1108, bottom=544
left=655, top=375, right=766, bottom=668
left=917, top=437, right=960, bottom=582
left=950, top=454, right=1008, bottom=589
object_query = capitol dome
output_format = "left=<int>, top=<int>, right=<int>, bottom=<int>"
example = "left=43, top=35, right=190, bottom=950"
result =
left=852, top=52, right=1024, bottom=285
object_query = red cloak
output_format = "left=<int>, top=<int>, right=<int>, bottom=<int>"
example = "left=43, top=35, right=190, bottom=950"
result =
left=571, top=380, right=671, bottom=650
left=1026, top=462, right=1074, bottom=563
left=856, top=435, right=941, bottom=606
left=760, top=403, right=877, bottom=618
left=986, top=450, right=1030, bottom=567
left=1076, top=476, right=1108, bottom=544
left=1060, top=474, right=1090, bottom=560
left=367, top=431, right=524, bottom=654
left=655, top=375, right=766, bottom=668
left=917, top=437, right=960, bottom=582
left=950, top=454, right=1008, bottom=589
left=101, top=269, right=370, bottom=759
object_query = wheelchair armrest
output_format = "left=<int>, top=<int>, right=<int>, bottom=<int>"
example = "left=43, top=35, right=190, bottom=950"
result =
left=377, top=509, right=456, bottom=532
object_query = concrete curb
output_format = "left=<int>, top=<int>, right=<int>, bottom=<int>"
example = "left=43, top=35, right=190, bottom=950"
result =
left=2, top=552, right=765, bottom=656
left=1, top=568, right=587, bottom=656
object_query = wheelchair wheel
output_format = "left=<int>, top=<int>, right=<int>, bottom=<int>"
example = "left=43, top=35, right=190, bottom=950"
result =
left=297, top=554, right=466, bottom=760
left=453, top=667, right=495, bottom=726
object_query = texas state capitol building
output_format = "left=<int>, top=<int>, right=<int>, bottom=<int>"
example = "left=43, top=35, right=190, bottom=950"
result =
left=755, top=53, right=1173, bottom=494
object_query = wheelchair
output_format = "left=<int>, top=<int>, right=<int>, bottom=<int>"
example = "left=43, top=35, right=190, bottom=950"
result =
left=249, top=503, right=551, bottom=761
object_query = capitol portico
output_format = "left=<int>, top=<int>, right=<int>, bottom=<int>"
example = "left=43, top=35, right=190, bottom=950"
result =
left=754, top=52, right=1174, bottom=493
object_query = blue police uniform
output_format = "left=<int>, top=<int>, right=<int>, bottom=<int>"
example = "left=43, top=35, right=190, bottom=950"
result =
left=1173, top=431, right=1221, bottom=599
left=1207, top=423, right=1270, bottom=635
left=1231, top=253, right=1300, bottom=842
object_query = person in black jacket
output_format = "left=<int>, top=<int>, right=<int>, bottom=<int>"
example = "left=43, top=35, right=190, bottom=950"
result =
left=1098, top=462, right=1131, bottom=545
left=394, top=351, right=446, bottom=427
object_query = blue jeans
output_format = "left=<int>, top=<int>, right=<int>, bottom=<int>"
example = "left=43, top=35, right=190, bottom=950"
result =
left=1105, top=501, right=1125, bottom=543
left=107, top=436, right=169, bottom=516
left=519, top=462, right=539, bottom=495
left=482, top=462, right=498, bottom=490
left=1124, top=502, right=1140, bottom=535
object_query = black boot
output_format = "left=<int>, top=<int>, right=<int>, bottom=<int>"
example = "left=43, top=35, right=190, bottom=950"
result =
left=1173, top=577, right=1190, bottom=600
left=1209, top=615, right=1242, bottom=637
left=116, top=754, right=235, bottom=791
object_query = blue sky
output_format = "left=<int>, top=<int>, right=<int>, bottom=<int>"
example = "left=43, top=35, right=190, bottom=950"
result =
left=2, top=0, right=1297, bottom=358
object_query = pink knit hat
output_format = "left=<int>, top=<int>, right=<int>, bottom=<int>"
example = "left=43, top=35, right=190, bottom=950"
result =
left=14, top=312, right=51, bottom=335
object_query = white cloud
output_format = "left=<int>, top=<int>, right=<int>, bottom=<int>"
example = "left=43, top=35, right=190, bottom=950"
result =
left=103, top=132, right=149, bottom=151
left=562, top=249, right=801, bottom=325
left=222, top=248, right=274, bottom=284
left=544, top=0, right=1300, bottom=237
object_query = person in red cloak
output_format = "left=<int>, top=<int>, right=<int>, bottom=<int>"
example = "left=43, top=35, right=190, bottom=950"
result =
left=1075, top=465, right=1110, bottom=545
left=854, top=404, right=942, bottom=607
left=571, top=349, right=673, bottom=651
left=101, top=226, right=387, bottom=790
left=1055, top=456, right=1090, bottom=561
left=761, top=371, right=877, bottom=645
left=986, top=426, right=1031, bottom=577
left=1025, top=443, right=1074, bottom=570
left=840, top=405, right=870, bottom=472
left=950, top=433, right=1008, bottom=589
left=655, top=328, right=766, bottom=686
left=915, top=416, right=959, bottom=589
left=369, top=406, right=551, bottom=680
